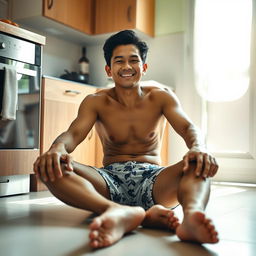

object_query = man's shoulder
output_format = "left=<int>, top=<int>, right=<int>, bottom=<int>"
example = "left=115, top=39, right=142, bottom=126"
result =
left=141, top=83, right=174, bottom=98
left=141, top=81, right=173, bottom=93
left=95, top=87, right=113, bottom=96
left=140, top=83, right=179, bottom=108
left=83, top=88, right=111, bottom=101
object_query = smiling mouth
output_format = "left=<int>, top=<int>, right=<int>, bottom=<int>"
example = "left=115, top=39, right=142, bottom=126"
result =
left=119, top=73, right=135, bottom=78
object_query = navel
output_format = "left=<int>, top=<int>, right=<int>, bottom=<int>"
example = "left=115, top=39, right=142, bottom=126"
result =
left=149, top=132, right=155, bottom=138
left=109, top=135, right=115, bottom=141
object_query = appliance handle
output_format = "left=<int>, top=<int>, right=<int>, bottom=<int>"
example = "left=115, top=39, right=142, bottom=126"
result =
left=0, top=63, right=37, bottom=77
left=65, top=90, right=81, bottom=95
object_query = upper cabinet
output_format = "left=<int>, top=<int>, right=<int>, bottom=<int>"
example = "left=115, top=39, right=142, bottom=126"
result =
left=43, top=0, right=93, bottom=34
left=10, top=0, right=155, bottom=43
left=94, top=0, right=155, bottom=37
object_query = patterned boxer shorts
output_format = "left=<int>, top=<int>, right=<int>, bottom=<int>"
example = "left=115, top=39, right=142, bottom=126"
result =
left=93, top=161, right=165, bottom=210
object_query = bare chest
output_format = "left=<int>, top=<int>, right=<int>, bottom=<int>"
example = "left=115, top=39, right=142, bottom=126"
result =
left=97, top=101, right=162, bottom=144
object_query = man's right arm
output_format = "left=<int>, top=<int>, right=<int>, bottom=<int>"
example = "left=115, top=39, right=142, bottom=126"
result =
left=33, top=94, right=98, bottom=182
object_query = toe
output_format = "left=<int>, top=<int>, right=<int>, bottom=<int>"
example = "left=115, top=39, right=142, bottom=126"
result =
left=90, top=239, right=99, bottom=248
left=90, top=217, right=102, bottom=230
left=167, top=210, right=174, bottom=218
left=89, top=230, right=99, bottom=240
left=97, top=236, right=105, bottom=248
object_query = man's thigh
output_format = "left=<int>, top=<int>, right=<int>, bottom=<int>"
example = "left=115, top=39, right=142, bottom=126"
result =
left=152, top=161, right=184, bottom=208
left=72, top=161, right=110, bottom=199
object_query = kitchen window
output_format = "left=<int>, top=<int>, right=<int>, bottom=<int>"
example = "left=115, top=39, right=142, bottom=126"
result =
left=186, top=0, right=256, bottom=183
left=194, top=0, right=252, bottom=102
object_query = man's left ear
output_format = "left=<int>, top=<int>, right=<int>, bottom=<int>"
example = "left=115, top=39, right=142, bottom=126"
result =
left=142, top=63, right=148, bottom=75
left=105, top=65, right=112, bottom=77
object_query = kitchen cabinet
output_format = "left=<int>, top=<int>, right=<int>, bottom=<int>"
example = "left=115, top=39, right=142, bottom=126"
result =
left=161, top=123, right=170, bottom=167
left=43, top=0, right=93, bottom=34
left=11, top=0, right=155, bottom=43
left=11, top=0, right=93, bottom=37
left=31, top=77, right=98, bottom=191
left=94, top=0, right=155, bottom=36
left=0, top=151, right=39, bottom=176
left=40, top=77, right=97, bottom=165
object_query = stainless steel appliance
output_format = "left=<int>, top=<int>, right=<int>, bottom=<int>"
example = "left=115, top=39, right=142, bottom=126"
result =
left=0, top=32, right=42, bottom=196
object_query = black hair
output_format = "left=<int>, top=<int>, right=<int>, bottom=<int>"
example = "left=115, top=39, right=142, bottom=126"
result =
left=103, top=30, right=149, bottom=67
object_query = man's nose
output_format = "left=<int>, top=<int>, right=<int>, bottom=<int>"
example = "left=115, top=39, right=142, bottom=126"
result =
left=123, top=61, right=132, bottom=69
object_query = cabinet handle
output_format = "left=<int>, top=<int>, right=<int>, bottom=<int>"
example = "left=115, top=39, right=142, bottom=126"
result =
left=48, top=0, right=54, bottom=10
left=127, top=5, right=132, bottom=22
left=64, top=90, right=81, bottom=95
left=0, top=179, right=9, bottom=184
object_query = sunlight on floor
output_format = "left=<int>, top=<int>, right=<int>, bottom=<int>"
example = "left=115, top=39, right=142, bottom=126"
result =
left=210, top=186, right=246, bottom=198
left=8, top=197, right=64, bottom=206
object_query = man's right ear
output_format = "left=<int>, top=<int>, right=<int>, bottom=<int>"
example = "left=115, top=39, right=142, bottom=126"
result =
left=105, top=65, right=112, bottom=77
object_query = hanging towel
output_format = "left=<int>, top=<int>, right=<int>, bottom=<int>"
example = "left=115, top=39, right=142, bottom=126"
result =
left=0, top=67, right=18, bottom=120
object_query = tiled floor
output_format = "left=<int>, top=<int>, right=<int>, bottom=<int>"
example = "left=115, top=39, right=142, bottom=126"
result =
left=0, top=184, right=255, bottom=256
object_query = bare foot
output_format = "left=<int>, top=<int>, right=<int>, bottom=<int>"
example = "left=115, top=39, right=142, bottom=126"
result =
left=176, top=211, right=219, bottom=244
left=142, top=205, right=180, bottom=231
left=89, top=205, right=145, bottom=248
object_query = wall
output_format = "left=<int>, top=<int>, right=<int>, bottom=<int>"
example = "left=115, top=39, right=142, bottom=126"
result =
left=13, top=25, right=83, bottom=79
left=42, top=34, right=81, bottom=78
left=0, top=0, right=8, bottom=18
left=155, top=0, right=185, bottom=35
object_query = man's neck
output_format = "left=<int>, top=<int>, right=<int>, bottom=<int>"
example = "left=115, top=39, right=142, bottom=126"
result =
left=113, top=84, right=144, bottom=107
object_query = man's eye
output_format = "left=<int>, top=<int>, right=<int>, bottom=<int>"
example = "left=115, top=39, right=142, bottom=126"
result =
left=115, top=60, right=123, bottom=63
left=131, top=59, right=139, bottom=63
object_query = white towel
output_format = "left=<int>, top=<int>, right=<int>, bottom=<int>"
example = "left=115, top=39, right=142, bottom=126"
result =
left=0, top=67, right=18, bottom=120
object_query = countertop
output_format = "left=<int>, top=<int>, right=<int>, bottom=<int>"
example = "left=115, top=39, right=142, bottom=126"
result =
left=42, top=75, right=100, bottom=88
left=43, top=76, right=175, bottom=91
left=0, top=21, right=45, bottom=45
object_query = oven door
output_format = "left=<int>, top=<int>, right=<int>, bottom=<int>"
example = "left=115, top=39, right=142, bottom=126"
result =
left=0, top=61, right=40, bottom=149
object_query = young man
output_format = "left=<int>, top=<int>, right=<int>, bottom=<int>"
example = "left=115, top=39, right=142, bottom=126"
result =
left=34, top=30, right=219, bottom=248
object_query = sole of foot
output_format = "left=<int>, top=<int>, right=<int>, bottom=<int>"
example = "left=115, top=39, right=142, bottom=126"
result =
left=176, top=211, right=219, bottom=244
left=89, top=205, right=145, bottom=248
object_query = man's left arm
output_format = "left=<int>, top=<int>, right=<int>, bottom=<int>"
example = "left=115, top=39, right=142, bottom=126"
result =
left=160, top=89, right=219, bottom=178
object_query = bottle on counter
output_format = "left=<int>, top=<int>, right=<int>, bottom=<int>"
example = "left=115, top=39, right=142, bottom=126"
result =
left=78, top=46, right=89, bottom=83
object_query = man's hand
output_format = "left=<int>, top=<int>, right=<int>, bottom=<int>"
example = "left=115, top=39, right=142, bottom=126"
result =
left=183, top=147, right=218, bottom=178
left=33, top=150, right=73, bottom=183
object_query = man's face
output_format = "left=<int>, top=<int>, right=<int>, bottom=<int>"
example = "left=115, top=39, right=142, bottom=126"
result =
left=105, top=44, right=147, bottom=88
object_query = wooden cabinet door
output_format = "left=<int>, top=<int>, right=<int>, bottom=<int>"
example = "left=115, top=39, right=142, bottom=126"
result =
left=94, top=0, right=136, bottom=35
left=41, top=78, right=96, bottom=166
left=43, top=0, right=93, bottom=34
left=135, top=0, right=155, bottom=37
left=160, top=123, right=170, bottom=166
left=94, top=0, right=155, bottom=36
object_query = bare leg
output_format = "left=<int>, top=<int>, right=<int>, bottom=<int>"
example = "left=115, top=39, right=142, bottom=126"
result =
left=176, top=169, right=219, bottom=243
left=43, top=162, right=145, bottom=248
left=152, top=161, right=219, bottom=243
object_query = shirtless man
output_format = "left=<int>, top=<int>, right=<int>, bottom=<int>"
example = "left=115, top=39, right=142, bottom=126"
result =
left=33, top=30, right=219, bottom=248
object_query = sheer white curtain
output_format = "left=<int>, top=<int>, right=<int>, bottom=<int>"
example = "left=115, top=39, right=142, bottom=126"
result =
left=194, top=0, right=252, bottom=102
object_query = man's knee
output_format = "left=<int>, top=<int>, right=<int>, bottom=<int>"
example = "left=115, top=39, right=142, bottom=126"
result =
left=182, top=162, right=210, bottom=181
left=39, top=163, right=72, bottom=186
left=182, top=161, right=196, bottom=175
